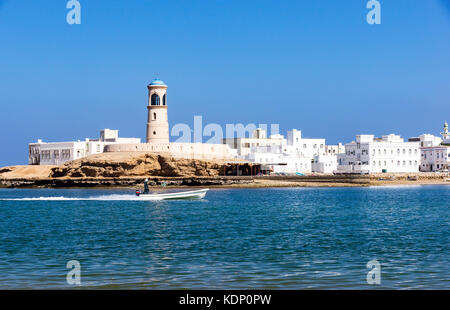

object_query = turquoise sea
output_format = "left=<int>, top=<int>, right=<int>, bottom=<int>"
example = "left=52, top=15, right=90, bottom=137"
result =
left=0, top=186, right=448, bottom=289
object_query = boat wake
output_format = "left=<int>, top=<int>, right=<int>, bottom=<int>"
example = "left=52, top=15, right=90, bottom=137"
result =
left=0, top=194, right=153, bottom=201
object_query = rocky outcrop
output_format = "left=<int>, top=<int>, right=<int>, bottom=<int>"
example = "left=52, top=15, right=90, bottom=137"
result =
left=50, top=152, right=230, bottom=178
left=0, top=176, right=254, bottom=188
left=0, top=168, right=12, bottom=174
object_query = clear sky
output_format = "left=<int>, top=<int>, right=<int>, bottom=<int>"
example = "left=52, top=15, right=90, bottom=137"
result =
left=0, top=0, right=449, bottom=166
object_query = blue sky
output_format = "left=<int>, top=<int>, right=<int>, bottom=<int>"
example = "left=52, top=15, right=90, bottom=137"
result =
left=0, top=0, right=449, bottom=166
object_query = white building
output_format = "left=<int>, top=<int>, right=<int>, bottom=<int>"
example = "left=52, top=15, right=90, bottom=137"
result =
left=245, top=144, right=312, bottom=174
left=441, top=121, right=450, bottom=144
left=312, top=154, right=338, bottom=174
left=29, top=129, right=141, bottom=165
left=325, top=143, right=345, bottom=155
left=225, top=128, right=338, bottom=174
left=420, top=146, right=450, bottom=172
left=337, top=134, right=421, bottom=174
left=223, top=128, right=285, bottom=157
left=415, top=122, right=450, bottom=172
left=286, top=129, right=326, bottom=158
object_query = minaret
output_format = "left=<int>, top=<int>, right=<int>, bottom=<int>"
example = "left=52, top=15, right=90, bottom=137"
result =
left=441, top=120, right=449, bottom=140
left=146, top=79, right=169, bottom=144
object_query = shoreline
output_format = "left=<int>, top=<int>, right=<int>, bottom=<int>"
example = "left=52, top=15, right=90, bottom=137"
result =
left=1, top=164, right=449, bottom=189
left=1, top=176, right=449, bottom=189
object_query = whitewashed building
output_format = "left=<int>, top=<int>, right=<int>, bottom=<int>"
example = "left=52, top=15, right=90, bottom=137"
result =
left=337, top=134, right=421, bottom=174
left=312, top=154, right=338, bottom=174
left=226, top=128, right=339, bottom=174
left=286, top=129, right=326, bottom=159
left=223, top=128, right=285, bottom=157
left=245, top=144, right=312, bottom=174
left=420, top=146, right=450, bottom=172
left=325, top=143, right=345, bottom=155
left=29, top=129, right=141, bottom=165
left=414, top=122, right=450, bottom=172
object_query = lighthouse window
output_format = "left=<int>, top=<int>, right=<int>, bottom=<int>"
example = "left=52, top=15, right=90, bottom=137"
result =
left=153, top=112, right=156, bottom=120
left=163, top=94, right=166, bottom=106
left=151, top=94, right=160, bottom=106
left=153, top=131, right=156, bottom=135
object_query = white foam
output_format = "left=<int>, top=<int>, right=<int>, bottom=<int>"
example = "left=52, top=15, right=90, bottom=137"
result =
left=0, top=194, right=155, bottom=201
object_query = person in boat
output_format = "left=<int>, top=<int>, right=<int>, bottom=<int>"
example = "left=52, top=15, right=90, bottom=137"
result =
left=143, top=178, right=150, bottom=194
left=136, top=178, right=150, bottom=196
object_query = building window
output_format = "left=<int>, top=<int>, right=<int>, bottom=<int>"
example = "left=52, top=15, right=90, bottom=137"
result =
left=153, top=131, right=156, bottom=135
left=153, top=112, right=157, bottom=120
left=151, top=93, right=160, bottom=106
left=163, top=94, right=166, bottom=106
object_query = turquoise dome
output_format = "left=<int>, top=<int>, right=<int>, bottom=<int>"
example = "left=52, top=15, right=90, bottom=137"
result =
left=148, top=78, right=167, bottom=86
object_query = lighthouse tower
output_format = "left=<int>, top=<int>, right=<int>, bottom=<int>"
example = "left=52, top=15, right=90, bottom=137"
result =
left=146, top=79, right=169, bottom=144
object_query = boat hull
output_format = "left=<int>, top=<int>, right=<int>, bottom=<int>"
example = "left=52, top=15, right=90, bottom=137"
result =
left=136, top=189, right=209, bottom=200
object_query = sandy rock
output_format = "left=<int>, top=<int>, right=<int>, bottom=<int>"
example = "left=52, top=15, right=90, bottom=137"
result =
left=49, top=152, right=228, bottom=178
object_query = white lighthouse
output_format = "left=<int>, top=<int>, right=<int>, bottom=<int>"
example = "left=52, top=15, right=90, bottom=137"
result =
left=146, top=79, right=169, bottom=144
left=104, top=78, right=234, bottom=161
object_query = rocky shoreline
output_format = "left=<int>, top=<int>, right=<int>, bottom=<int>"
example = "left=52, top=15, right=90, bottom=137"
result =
left=1, top=152, right=448, bottom=188
left=0, top=176, right=255, bottom=188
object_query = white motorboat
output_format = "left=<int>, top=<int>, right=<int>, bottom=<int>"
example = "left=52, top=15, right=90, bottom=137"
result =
left=135, top=188, right=209, bottom=200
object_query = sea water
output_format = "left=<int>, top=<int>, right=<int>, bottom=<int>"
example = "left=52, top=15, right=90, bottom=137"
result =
left=0, top=186, right=448, bottom=289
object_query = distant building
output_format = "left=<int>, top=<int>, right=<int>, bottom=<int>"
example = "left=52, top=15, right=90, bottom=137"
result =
left=420, top=146, right=450, bottom=172
left=146, top=79, right=169, bottom=144
left=325, top=143, right=345, bottom=155
left=286, top=129, right=326, bottom=159
left=442, top=120, right=450, bottom=144
left=223, top=128, right=284, bottom=157
left=337, top=134, right=420, bottom=173
left=225, top=128, right=339, bottom=174
left=417, top=122, right=450, bottom=172
left=245, top=144, right=312, bottom=174
left=29, top=129, right=141, bottom=165
left=312, top=154, right=338, bottom=174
